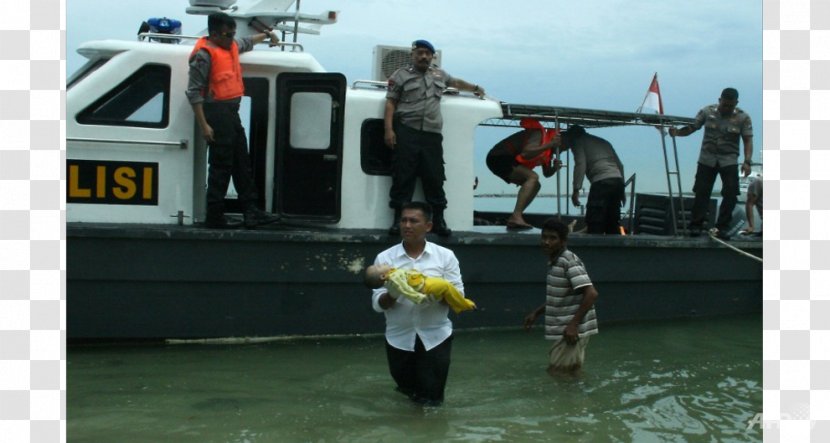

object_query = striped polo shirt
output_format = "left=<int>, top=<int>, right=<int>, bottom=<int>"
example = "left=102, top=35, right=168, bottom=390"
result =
left=544, top=249, right=599, bottom=340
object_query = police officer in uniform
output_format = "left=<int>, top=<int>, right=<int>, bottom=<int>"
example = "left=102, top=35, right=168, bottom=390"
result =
left=553, top=125, right=626, bottom=235
left=384, top=39, right=485, bottom=237
left=669, top=87, right=754, bottom=240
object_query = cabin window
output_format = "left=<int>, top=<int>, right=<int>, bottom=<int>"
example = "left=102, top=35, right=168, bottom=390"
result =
left=67, top=58, right=108, bottom=90
left=360, top=118, right=392, bottom=175
left=76, top=64, right=171, bottom=128
left=289, top=92, right=331, bottom=150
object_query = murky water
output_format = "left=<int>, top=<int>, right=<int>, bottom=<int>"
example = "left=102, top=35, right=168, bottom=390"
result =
left=68, top=315, right=761, bottom=442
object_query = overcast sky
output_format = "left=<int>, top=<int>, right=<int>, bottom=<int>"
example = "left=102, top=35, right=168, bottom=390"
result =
left=67, top=0, right=762, bottom=195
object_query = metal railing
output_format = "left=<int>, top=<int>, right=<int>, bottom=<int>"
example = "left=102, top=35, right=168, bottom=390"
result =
left=67, top=137, right=188, bottom=150
left=136, top=33, right=304, bottom=51
left=351, top=80, right=387, bottom=89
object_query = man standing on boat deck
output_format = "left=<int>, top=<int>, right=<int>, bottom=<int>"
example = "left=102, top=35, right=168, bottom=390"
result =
left=370, top=201, right=465, bottom=406
left=186, top=12, right=282, bottom=229
left=669, top=87, right=754, bottom=240
left=384, top=39, right=485, bottom=237
left=551, top=125, right=625, bottom=234
left=524, top=218, right=599, bottom=376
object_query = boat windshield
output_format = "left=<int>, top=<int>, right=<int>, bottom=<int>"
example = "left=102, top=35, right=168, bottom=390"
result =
left=68, top=58, right=109, bottom=90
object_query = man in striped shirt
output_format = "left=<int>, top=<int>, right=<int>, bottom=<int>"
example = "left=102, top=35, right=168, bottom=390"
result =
left=524, top=219, right=599, bottom=375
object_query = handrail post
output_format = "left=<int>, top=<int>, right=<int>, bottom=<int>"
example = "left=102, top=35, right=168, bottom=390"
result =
left=670, top=135, right=688, bottom=236
left=659, top=128, right=679, bottom=236
left=565, top=148, right=571, bottom=218
left=625, top=173, right=636, bottom=235
left=554, top=116, right=562, bottom=220
left=293, top=0, right=301, bottom=43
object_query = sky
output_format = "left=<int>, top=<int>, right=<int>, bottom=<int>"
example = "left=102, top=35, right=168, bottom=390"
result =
left=67, top=0, right=763, bottom=196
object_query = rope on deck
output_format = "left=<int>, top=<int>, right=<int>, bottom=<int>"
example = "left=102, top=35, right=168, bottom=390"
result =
left=708, top=229, right=762, bottom=263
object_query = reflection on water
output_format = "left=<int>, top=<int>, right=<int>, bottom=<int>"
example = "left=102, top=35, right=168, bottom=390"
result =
left=68, top=315, right=761, bottom=442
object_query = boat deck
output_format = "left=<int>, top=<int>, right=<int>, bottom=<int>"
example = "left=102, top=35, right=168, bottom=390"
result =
left=67, top=221, right=762, bottom=246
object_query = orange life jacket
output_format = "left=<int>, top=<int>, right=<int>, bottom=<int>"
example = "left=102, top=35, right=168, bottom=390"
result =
left=190, top=37, right=245, bottom=101
left=514, top=118, right=559, bottom=169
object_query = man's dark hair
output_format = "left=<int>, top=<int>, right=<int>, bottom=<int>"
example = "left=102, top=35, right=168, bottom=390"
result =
left=560, top=124, right=586, bottom=147
left=721, top=87, right=739, bottom=100
left=542, top=218, right=569, bottom=241
left=401, top=201, right=433, bottom=221
left=207, top=12, right=236, bottom=34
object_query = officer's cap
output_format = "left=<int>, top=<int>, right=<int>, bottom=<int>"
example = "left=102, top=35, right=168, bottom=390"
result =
left=411, top=39, right=435, bottom=54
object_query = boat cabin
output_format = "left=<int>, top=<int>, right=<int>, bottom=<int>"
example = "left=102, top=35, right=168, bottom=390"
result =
left=66, top=0, right=506, bottom=232
left=67, top=0, right=710, bottom=235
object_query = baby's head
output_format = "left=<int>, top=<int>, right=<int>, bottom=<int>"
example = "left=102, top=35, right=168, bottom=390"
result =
left=364, top=264, right=392, bottom=288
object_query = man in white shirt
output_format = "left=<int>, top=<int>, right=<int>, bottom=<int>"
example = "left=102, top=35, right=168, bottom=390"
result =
left=370, top=201, right=465, bottom=406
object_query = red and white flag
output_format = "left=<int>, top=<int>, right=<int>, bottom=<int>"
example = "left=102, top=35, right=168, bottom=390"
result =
left=639, top=73, right=664, bottom=114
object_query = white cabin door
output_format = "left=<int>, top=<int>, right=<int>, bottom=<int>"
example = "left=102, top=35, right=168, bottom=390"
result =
left=274, top=73, right=346, bottom=222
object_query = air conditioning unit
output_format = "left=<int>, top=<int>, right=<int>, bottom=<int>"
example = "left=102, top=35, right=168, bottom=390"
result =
left=372, top=45, right=442, bottom=81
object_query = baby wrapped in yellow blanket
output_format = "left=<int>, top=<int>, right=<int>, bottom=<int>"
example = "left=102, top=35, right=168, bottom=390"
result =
left=364, top=264, right=476, bottom=314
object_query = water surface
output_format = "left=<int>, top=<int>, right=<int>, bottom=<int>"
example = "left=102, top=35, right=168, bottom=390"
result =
left=68, top=315, right=761, bottom=442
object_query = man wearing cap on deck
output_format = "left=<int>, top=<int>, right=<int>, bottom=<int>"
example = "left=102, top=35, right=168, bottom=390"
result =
left=384, top=39, right=486, bottom=237
left=669, top=87, right=754, bottom=240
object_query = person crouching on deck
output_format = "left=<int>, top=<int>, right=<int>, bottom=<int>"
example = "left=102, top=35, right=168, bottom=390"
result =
left=524, top=218, right=599, bottom=376
left=486, top=118, right=564, bottom=231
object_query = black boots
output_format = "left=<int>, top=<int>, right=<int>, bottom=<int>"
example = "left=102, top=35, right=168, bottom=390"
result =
left=244, top=206, right=281, bottom=229
left=388, top=208, right=402, bottom=236
left=204, top=207, right=280, bottom=229
left=432, top=208, right=452, bottom=237
left=204, top=215, right=242, bottom=229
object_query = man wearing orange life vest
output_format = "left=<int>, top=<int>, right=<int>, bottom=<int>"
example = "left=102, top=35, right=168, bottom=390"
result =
left=485, top=119, right=563, bottom=230
left=186, top=12, right=281, bottom=229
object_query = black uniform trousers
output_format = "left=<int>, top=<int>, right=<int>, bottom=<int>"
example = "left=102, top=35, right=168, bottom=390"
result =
left=690, top=162, right=739, bottom=231
left=585, top=177, right=625, bottom=234
left=203, top=102, right=258, bottom=220
left=389, top=122, right=447, bottom=211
